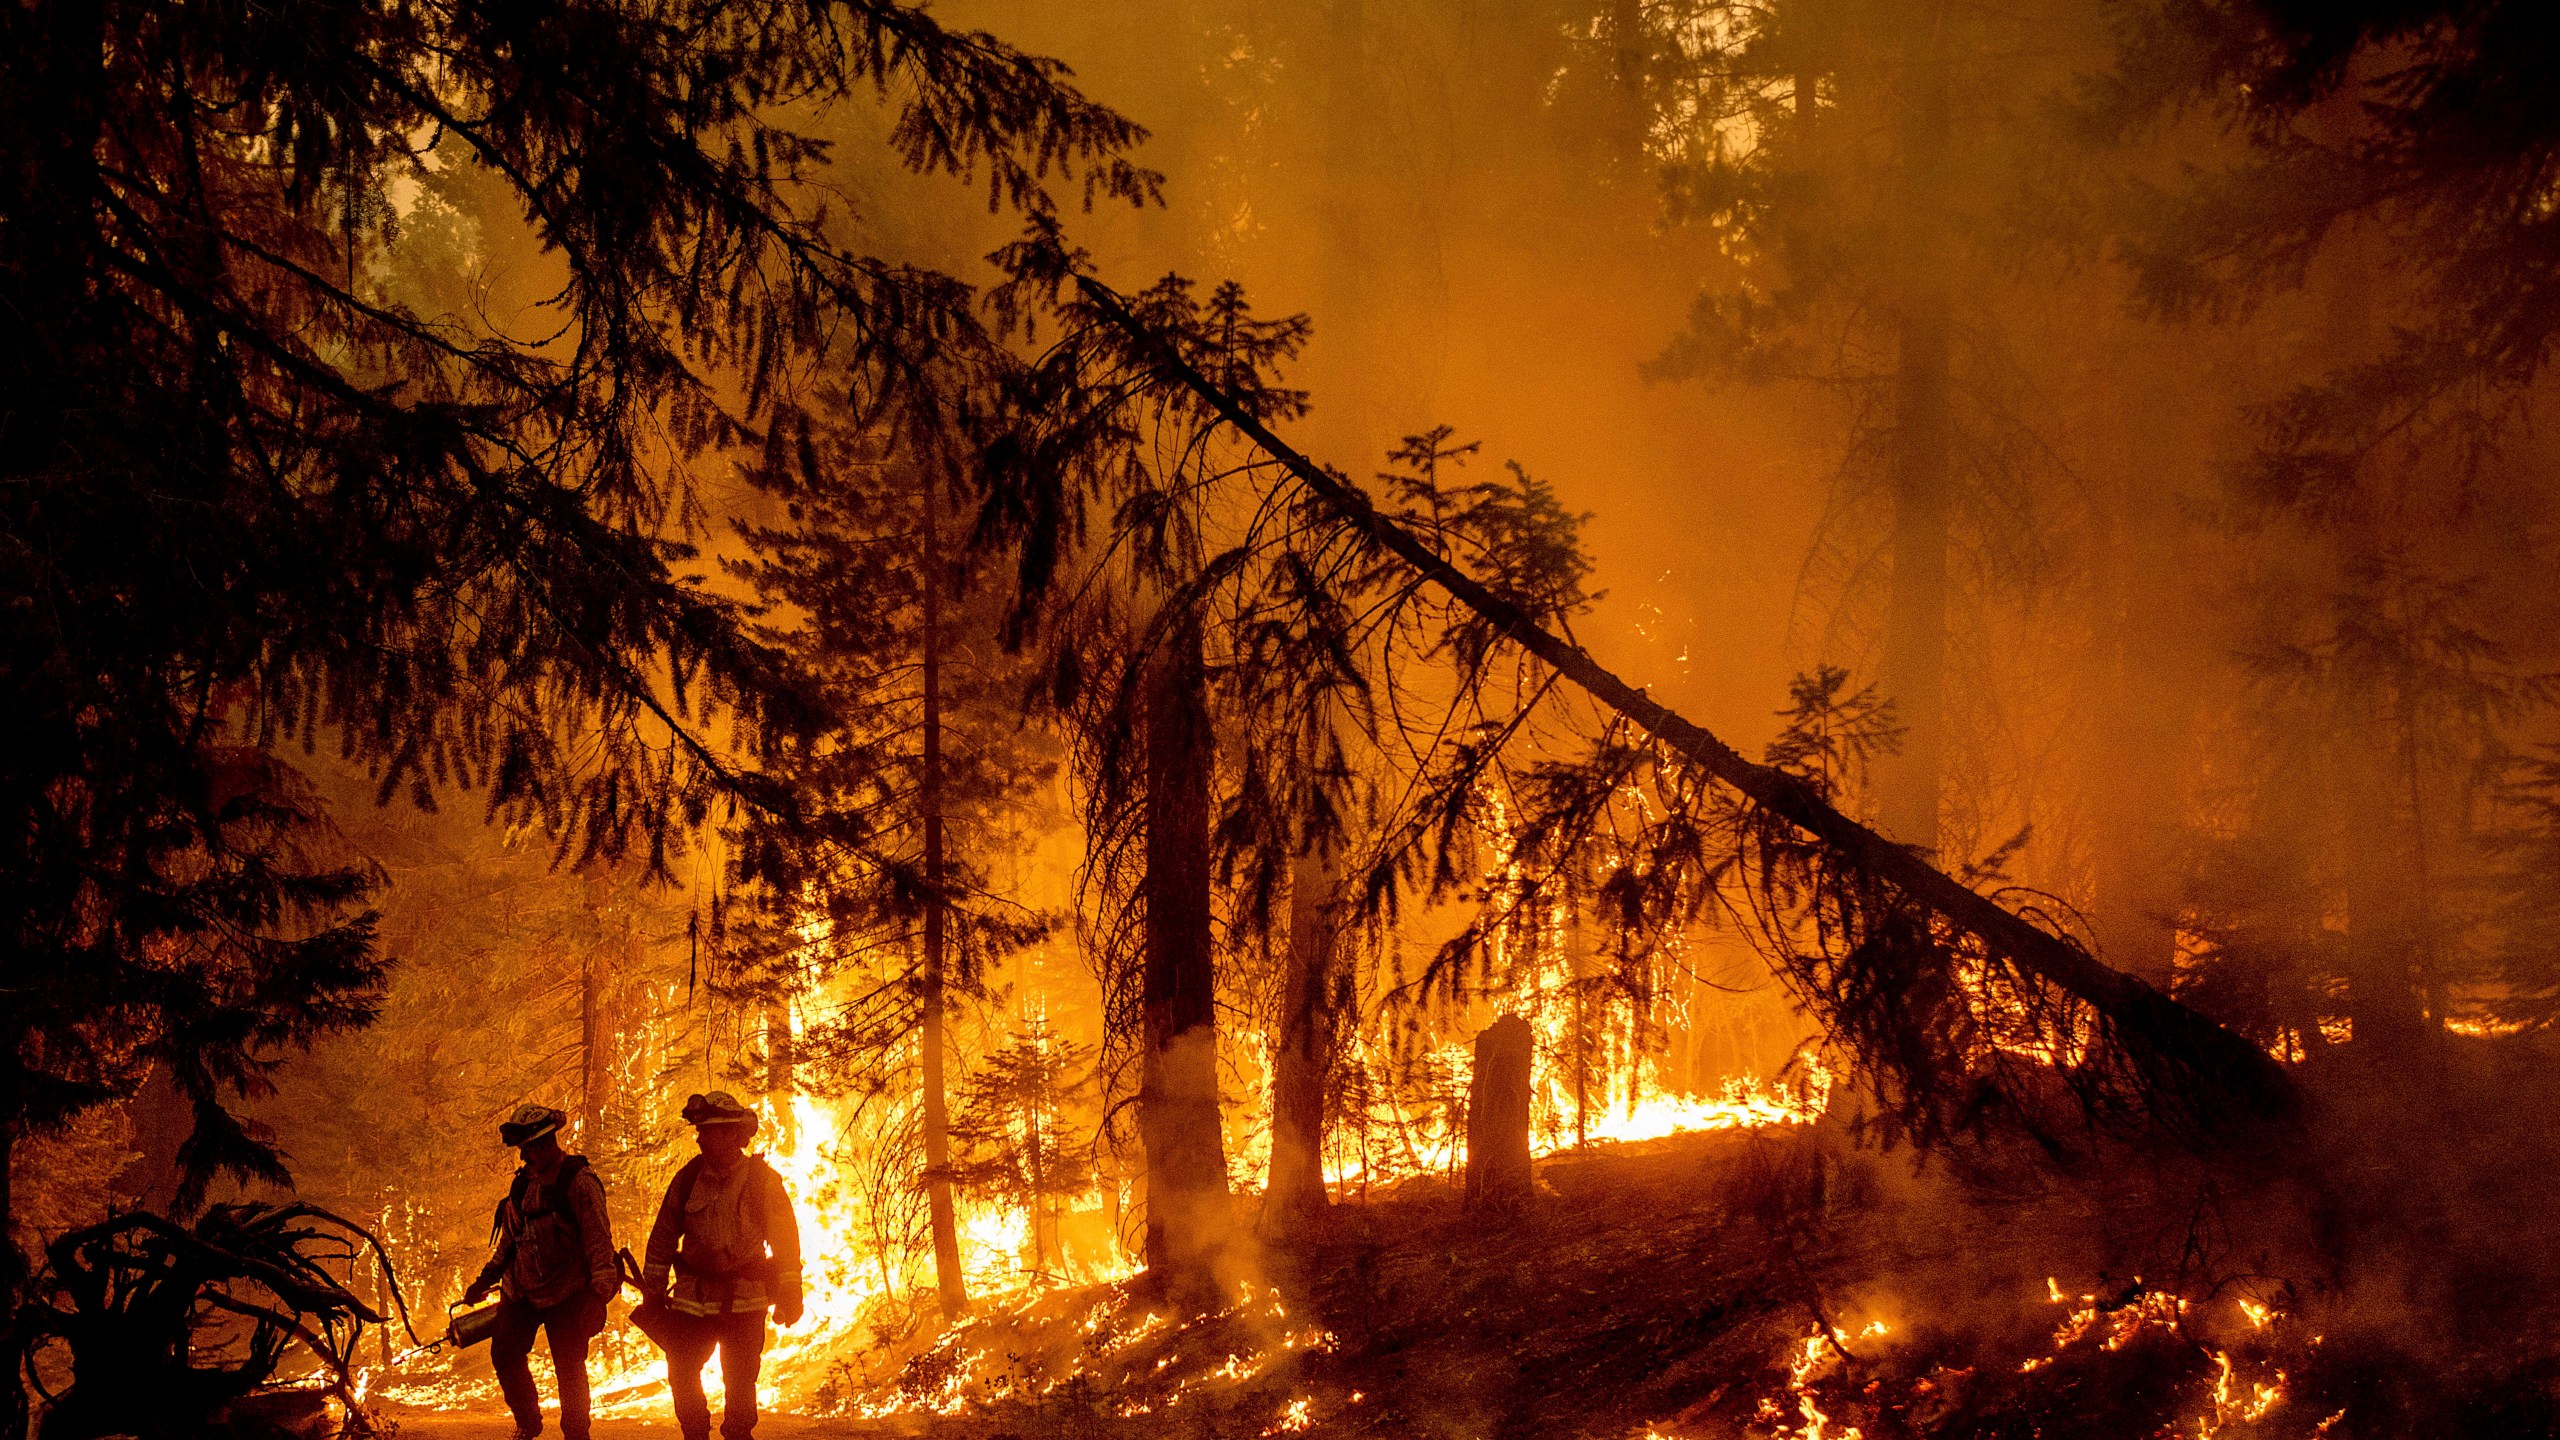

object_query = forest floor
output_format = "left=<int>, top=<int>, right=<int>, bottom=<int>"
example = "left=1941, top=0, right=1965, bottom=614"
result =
left=379, top=1038, right=2560, bottom=1439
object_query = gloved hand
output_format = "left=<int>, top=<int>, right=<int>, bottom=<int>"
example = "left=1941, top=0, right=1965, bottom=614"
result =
left=776, top=1288, right=805, bottom=1328
left=463, top=1281, right=493, bottom=1306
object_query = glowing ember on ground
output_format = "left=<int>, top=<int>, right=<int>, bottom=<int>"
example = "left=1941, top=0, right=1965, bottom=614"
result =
left=1721, top=1285, right=2312, bottom=1440
left=1757, top=1319, right=1890, bottom=1440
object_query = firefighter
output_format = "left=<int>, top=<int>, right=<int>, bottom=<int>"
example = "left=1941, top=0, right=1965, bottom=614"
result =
left=641, top=1091, right=804, bottom=1440
left=464, top=1103, right=619, bottom=1440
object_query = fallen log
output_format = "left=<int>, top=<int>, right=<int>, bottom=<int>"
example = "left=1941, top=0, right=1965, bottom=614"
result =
left=1073, top=272, right=2291, bottom=1127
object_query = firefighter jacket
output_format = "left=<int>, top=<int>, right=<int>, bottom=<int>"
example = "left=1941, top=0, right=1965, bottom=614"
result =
left=473, top=1155, right=618, bottom=1311
left=641, top=1154, right=803, bottom=1317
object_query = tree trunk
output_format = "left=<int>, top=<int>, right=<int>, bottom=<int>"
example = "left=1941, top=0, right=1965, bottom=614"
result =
left=1608, top=0, right=1647, bottom=155
left=111, top=1061, right=189, bottom=1213
left=373, top=1245, right=395, bottom=1371
left=920, top=470, right=968, bottom=1320
left=2306, top=91, right=2432, bottom=1053
left=1792, top=5, right=1819, bottom=133
left=2085, top=356, right=2193, bottom=990
left=1139, top=615, right=1231, bottom=1300
left=0, top=1089, right=16, bottom=1293
left=1877, top=6, right=1953, bottom=853
left=1567, top=896, right=1592, bottom=1147
left=1025, top=1106, right=1053, bottom=1273
left=1073, top=274, right=2293, bottom=1123
left=1262, top=850, right=1338, bottom=1235
left=580, top=878, right=614, bottom=1153
left=1465, top=1014, right=1534, bottom=1214
left=763, top=997, right=795, bottom=1151
left=1315, top=0, right=1374, bottom=462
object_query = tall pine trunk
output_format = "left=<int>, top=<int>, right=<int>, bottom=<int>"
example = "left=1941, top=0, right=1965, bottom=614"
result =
left=2086, top=360, right=2192, bottom=990
left=580, top=873, right=614, bottom=1152
left=1252, top=0, right=1366, bottom=1249
left=1314, top=0, right=1376, bottom=459
left=2309, top=84, right=2430, bottom=1051
left=1877, top=5, right=1953, bottom=853
left=580, top=948, right=612, bottom=1146
left=1139, top=615, right=1230, bottom=1300
left=1262, top=850, right=1338, bottom=1234
left=920, top=472, right=968, bottom=1319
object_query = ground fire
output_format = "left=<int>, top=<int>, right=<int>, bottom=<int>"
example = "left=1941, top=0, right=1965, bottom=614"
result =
left=11, top=1, right=2560, bottom=1438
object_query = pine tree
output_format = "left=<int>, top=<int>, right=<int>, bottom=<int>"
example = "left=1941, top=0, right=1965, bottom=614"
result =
left=2093, top=1, right=2560, bottom=1054
left=948, top=1016, right=1096, bottom=1277
left=727, top=385, right=1057, bottom=1320
left=0, top=0, right=1154, bottom=1312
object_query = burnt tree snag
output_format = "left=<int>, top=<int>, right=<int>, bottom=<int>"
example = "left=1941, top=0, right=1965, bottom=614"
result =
left=1140, top=614, right=1232, bottom=1299
left=1072, top=272, right=2291, bottom=1129
left=1466, top=1015, right=1535, bottom=1213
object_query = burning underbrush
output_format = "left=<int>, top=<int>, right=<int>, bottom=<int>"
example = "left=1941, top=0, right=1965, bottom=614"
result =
left=361, top=1034, right=2560, bottom=1440
left=843, top=1033, right=2560, bottom=1440
left=851, top=1277, right=1347, bottom=1432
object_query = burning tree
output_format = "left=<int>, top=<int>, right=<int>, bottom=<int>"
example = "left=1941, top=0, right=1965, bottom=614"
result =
left=973, top=261, right=1674, bottom=1298
left=947, top=1015, right=1098, bottom=1278
left=723, top=374, right=1059, bottom=1320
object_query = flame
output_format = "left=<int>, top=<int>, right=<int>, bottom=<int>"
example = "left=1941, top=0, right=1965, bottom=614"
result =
left=1754, top=1320, right=1890, bottom=1440
left=2025, top=1280, right=2293, bottom=1435
left=1726, top=1286, right=2300, bottom=1439
left=373, top=799, right=1829, bottom=1428
left=852, top=1276, right=1336, bottom=1421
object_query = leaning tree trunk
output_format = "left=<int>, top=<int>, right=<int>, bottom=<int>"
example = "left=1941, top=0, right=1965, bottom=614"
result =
left=919, top=471, right=968, bottom=1320
left=1877, top=2, right=1953, bottom=853
left=1262, top=850, right=1339, bottom=1235
left=1139, top=615, right=1232, bottom=1301
left=1072, top=274, right=2291, bottom=1126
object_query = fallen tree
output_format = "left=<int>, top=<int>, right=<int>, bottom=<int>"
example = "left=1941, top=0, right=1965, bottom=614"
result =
left=1067, top=270, right=2291, bottom=1136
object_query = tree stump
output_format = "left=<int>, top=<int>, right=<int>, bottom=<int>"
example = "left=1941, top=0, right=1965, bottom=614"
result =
left=1465, top=1014, right=1534, bottom=1214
